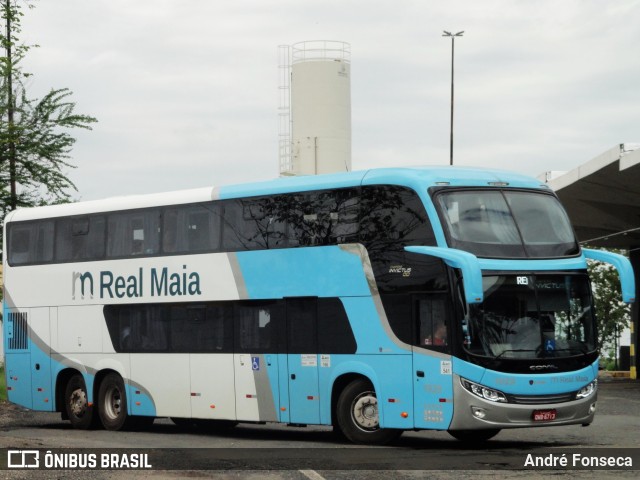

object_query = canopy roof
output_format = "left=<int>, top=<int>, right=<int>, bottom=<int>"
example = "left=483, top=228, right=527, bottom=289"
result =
left=545, top=144, right=640, bottom=249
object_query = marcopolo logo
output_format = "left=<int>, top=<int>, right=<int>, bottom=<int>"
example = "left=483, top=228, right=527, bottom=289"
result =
left=72, top=266, right=201, bottom=300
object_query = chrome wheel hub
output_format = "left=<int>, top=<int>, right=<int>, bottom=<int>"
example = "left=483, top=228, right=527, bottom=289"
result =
left=351, top=391, right=379, bottom=431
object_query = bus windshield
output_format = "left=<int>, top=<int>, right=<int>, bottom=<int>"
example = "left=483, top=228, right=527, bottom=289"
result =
left=462, top=274, right=597, bottom=359
left=436, top=190, right=579, bottom=258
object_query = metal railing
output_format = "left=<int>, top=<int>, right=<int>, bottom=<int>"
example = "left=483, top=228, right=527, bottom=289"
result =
left=291, top=40, right=351, bottom=64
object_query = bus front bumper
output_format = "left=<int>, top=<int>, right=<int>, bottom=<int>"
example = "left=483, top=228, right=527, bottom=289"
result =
left=448, top=375, right=597, bottom=431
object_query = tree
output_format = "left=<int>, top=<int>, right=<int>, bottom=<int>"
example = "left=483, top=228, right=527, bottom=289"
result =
left=587, top=249, right=631, bottom=363
left=1, top=0, right=97, bottom=239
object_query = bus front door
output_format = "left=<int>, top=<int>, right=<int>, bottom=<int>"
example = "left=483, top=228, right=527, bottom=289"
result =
left=412, top=294, right=455, bottom=430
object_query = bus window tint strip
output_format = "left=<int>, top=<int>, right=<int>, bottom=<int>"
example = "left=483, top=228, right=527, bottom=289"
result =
left=6, top=185, right=434, bottom=266
left=103, top=298, right=356, bottom=355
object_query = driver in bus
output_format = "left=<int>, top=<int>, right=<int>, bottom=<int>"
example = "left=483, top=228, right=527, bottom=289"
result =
left=424, top=322, right=447, bottom=346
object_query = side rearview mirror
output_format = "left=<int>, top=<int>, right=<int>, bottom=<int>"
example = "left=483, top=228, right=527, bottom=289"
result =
left=404, top=246, right=483, bottom=304
left=583, top=248, right=635, bottom=304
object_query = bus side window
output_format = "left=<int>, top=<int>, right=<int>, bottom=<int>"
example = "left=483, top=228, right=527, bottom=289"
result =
left=329, top=190, right=359, bottom=244
left=119, top=308, right=132, bottom=351
left=164, top=203, right=221, bottom=254
left=317, top=298, right=357, bottom=354
left=169, top=304, right=232, bottom=353
left=131, top=218, right=145, bottom=255
left=9, top=225, right=33, bottom=265
left=235, top=302, right=283, bottom=353
left=417, top=296, right=449, bottom=349
left=222, top=199, right=254, bottom=251
left=286, top=298, right=317, bottom=354
left=108, top=210, right=160, bottom=258
left=221, top=198, right=286, bottom=251
left=360, top=185, right=435, bottom=251
left=125, top=305, right=168, bottom=352
left=8, top=221, right=54, bottom=266
left=56, top=216, right=105, bottom=262
left=286, top=189, right=359, bottom=247
left=380, top=294, right=414, bottom=345
left=205, top=304, right=234, bottom=352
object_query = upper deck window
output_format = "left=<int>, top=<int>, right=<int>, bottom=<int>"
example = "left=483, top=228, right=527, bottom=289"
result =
left=8, top=221, right=54, bottom=265
left=435, top=189, right=579, bottom=258
left=107, top=210, right=161, bottom=258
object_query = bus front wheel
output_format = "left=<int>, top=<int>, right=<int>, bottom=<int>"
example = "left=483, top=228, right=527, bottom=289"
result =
left=336, top=379, right=402, bottom=445
left=64, top=374, right=95, bottom=429
left=98, top=373, right=128, bottom=431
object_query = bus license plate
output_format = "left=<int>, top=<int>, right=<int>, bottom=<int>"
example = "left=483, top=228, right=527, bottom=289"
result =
left=532, top=409, right=557, bottom=422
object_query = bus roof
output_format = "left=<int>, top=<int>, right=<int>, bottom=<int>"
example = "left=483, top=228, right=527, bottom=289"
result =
left=6, top=166, right=548, bottom=222
left=219, top=166, right=545, bottom=199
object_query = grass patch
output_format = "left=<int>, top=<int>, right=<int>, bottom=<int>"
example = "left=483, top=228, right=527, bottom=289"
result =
left=0, top=365, right=6, bottom=402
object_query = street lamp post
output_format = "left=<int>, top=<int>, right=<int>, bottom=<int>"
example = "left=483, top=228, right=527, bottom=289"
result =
left=443, top=30, right=464, bottom=166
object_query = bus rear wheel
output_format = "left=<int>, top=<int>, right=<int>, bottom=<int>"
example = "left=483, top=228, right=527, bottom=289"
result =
left=98, top=373, right=129, bottom=431
left=336, top=379, right=402, bottom=445
left=65, top=374, right=95, bottom=429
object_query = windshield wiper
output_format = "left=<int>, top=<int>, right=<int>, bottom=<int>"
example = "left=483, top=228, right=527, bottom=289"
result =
left=494, top=348, right=537, bottom=359
left=545, top=345, right=591, bottom=355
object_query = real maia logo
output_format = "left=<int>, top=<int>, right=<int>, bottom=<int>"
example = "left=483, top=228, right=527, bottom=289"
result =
left=72, top=265, right=201, bottom=300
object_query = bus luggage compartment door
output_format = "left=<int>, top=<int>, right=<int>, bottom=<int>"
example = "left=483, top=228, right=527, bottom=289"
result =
left=190, top=354, right=236, bottom=420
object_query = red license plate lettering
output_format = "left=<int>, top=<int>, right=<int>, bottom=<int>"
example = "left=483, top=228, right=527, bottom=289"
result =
left=533, top=409, right=557, bottom=421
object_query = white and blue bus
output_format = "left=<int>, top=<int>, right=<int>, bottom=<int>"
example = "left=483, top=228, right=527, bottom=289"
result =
left=2, top=166, right=635, bottom=444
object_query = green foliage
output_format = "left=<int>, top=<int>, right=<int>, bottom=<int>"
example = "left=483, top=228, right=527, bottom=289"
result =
left=601, top=355, right=620, bottom=372
left=0, top=0, right=97, bottom=248
left=0, top=87, right=96, bottom=204
left=587, top=248, right=631, bottom=352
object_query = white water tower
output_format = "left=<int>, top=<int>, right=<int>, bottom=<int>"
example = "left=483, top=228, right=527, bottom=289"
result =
left=278, top=41, right=352, bottom=176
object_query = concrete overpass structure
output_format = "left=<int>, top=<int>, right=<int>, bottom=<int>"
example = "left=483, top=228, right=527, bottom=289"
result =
left=543, top=143, right=640, bottom=379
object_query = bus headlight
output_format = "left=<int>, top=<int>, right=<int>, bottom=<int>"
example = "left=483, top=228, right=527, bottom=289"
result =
left=576, top=380, right=597, bottom=399
left=460, top=378, right=507, bottom=403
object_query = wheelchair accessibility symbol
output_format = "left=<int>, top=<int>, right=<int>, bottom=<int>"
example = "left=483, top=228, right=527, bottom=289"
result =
left=545, top=339, right=556, bottom=352
left=251, top=356, right=260, bottom=371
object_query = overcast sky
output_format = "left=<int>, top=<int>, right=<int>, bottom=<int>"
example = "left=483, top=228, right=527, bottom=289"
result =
left=19, top=0, right=640, bottom=201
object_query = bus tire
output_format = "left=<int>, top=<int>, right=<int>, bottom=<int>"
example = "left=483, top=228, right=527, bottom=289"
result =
left=336, top=379, right=402, bottom=445
left=98, top=373, right=129, bottom=431
left=64, top=374, right=95, bottom=430
left=448, top=429, right=501, bottom=442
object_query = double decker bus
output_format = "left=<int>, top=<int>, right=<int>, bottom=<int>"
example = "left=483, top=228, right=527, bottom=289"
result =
left=2, top=166, right=634, bottom=444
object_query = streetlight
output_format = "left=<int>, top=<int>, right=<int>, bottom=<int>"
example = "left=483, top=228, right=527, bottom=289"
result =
left=443, top=30, right=464, bottom=166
